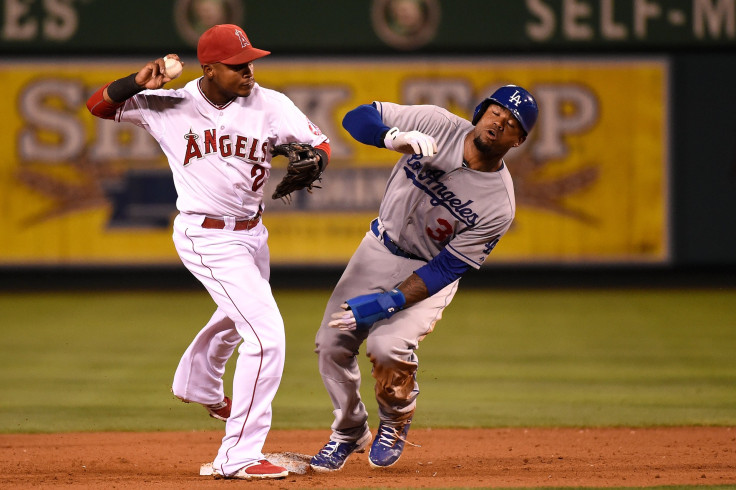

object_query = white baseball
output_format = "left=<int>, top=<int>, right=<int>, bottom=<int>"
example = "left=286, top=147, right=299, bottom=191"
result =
left=163, top=56, right=183, bottom=79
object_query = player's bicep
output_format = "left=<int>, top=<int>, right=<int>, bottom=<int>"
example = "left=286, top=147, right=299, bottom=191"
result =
left=379, top=103, right=451, bottom=137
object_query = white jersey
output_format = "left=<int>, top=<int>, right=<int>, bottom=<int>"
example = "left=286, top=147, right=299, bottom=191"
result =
left=375, top=102, right=515, bottom=269
left=116, top=79, right=328, bottom=218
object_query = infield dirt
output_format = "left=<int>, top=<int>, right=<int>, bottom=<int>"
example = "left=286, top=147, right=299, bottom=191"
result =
left=2, top=427, right=735, bottom=488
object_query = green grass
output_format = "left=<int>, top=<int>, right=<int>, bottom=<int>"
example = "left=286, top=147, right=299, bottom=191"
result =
left=0, top=288, right=734, bottom=433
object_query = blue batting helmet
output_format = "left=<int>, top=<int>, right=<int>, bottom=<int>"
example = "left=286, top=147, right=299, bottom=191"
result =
left=472, top=85, right=538, bottom=134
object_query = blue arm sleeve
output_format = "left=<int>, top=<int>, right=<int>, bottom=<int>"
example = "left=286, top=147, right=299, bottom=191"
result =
left=414, top=249, right=472, bottom=296
left=342, top=103, right=391, bottom=148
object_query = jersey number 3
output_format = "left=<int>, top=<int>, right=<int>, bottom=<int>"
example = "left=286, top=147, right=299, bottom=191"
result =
left=426, top=218, right=453, bottom=242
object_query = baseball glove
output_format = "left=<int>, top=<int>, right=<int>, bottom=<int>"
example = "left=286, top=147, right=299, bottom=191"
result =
left=271, top=142, right=323, bottom=201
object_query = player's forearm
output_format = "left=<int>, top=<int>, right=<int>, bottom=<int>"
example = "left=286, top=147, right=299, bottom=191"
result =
left=87, top=73, right=143, bottom=119
left=396, top=273, right=429, bottom=306
left=106, top=73, right=144, bottom=102
left=329, top=273, right=430, bottom=331
left=330, top=271, right=442, bottom=331
left=397, top=250, right=471, bottom=306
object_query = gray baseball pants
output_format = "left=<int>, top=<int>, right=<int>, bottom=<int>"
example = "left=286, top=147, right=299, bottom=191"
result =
left=314, top=230, right=459, bottom=443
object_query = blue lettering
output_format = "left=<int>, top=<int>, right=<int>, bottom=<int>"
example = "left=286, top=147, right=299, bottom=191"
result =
left=483, top=237, right=499, bottom=255
left=407, top=154, right=423, bottom=170
left=402, top=165, right=479, bottom=227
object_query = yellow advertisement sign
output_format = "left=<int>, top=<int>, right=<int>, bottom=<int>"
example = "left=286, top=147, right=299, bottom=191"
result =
left=0, top=58, right=667, bottom=265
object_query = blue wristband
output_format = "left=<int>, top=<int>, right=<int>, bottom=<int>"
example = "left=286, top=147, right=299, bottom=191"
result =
left=345, top=288, right=406, bottom=330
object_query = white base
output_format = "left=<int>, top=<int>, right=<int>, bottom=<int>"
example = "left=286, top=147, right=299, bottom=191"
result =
left=199, top=452, right=312, bottom=476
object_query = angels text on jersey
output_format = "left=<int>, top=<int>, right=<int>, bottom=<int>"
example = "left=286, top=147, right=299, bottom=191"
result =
left=183, top=128, right=269, bottom=167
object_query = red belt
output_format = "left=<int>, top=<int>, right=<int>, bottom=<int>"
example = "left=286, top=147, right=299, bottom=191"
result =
left=201, top=213, right=261, bottom=231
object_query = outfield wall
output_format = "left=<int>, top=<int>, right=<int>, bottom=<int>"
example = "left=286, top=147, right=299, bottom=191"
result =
left=1, top=1, right=734, bottom=268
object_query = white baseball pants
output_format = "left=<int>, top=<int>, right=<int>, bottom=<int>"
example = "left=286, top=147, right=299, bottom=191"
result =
left=171, top=212, right=285, bottom=476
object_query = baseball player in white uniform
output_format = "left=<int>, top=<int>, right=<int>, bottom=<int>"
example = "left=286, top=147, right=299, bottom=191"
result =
left=87, top=24, right=330, bottom=480
left=309, top=86, right=538, bottom=471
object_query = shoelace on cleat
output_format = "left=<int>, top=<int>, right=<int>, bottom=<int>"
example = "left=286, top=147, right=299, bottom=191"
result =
left=205, top=398, right=229, bottom=410
left=318, top=441, right=339, bottom=456
left=376, top=425, right=421, bottom=448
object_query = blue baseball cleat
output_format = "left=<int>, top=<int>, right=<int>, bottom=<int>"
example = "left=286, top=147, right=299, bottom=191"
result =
left=368, top=419, right=414, bottom=468
left=310, top=431, right=372, bottom=472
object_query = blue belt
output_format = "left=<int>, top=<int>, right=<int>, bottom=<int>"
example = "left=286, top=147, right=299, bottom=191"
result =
left=370, top=219, right=426, bottom=262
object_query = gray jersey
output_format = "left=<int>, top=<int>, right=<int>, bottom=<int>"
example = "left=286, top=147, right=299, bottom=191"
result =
left=375, top=102, right=515, bottom=269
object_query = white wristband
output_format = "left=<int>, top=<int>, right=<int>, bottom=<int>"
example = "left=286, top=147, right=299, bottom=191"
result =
left=383, top=127, right=400, bottom=150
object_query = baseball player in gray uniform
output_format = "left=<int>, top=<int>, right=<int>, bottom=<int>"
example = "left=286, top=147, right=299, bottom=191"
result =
left=87, top=24, right=330, bottom=480
left=309, top=85, right=538, bottom=471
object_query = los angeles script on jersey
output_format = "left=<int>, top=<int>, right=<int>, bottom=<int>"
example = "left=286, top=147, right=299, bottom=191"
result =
left=403, top=157, right=479, bottom=227
left=182, top=128, right=268, bottom=166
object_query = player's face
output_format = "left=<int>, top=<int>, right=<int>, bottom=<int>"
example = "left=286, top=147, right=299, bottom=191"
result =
left=473, top=103, right=526, bottom=154
left=206, top=62, right=256, bottom=101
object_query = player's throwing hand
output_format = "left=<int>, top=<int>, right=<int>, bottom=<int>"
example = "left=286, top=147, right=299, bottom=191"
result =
left=136, top=54, right=183, bottom=90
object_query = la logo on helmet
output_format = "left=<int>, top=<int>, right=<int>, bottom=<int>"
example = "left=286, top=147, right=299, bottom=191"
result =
left=508, top=90, right=522, bottom=107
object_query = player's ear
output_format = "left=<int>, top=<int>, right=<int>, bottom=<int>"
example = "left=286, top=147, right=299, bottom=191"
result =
left=202, top=63, right=215, bottom=79
left=514, top=134, right=527, bottom=147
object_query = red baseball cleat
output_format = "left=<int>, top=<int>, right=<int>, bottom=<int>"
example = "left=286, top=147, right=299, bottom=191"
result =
left=213, top=460, right=288, bottom=479
left=204, top=396, right=231, bottom=421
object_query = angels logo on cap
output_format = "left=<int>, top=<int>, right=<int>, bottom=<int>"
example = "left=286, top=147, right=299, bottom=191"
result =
left=197, top=24, right=271, bottom=65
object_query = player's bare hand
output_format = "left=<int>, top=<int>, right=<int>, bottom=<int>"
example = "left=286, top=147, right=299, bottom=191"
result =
left=135, top=55, right=182, bottom=89
left=328, top=303, right=357, bottom=331
left=384, top=127, right=438, bottom=157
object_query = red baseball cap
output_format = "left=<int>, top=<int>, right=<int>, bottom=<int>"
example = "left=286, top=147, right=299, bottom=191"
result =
left=197, top=24, right=271, bottom=65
